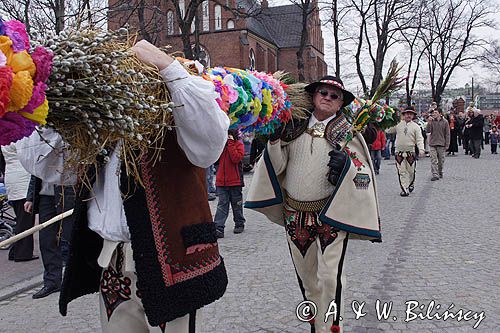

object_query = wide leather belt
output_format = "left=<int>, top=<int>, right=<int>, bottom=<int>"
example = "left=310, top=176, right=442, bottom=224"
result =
left=284, top=191, right=329, bottom=212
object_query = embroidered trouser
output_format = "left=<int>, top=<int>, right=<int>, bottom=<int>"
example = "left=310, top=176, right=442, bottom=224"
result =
left=395, top=151, right=416, bottom=193
left=284, top=207, right=349, bottom=333
left=99, top=244, right=200, bottom=333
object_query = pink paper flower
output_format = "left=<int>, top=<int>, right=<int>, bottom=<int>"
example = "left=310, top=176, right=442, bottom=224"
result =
left=222, top=85, right=239, bottom=104
left=0, top=49, right=6, bottom=66
left=3, top=20, right=30, bottom=52
left=20, top=81, right=47, bottom=114
left=31, top=46, right=53, bottom=83
left=0, top=111, right=36, bottom=145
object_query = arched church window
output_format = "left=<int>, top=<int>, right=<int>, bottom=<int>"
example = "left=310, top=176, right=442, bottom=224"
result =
left=202, top=0, right=210, bottom=31
left=215, top=5, right=222, bottom=30
left=249, top=48, right=255, bottom=71
left=167, top=10, right=174, bottom=35
left=179, top=0, right=185, bottom=33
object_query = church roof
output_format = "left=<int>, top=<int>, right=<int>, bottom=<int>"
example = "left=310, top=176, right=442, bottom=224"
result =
left=246, top=4, right=305, bottom=48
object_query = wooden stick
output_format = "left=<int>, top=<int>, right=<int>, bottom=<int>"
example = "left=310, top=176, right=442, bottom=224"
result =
left=0, top=209, right=74, bottom=249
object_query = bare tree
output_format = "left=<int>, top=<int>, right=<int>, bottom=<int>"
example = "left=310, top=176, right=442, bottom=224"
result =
left=421, top=0, right=494, bottom=105
left=288, top=0, right=316, bottom=81
left=171, top=0, right=202, bottom=59
left=397, top=0, right=429, bottom=106
left=350, top=0, right=374, bottom=97
left=320, top=0, right=351, bottom=77
left=479, top=42, right=500, bottom=86
left=108, top=0, right=164, bottom=43
left=341, top=0, right=415, bottom=98
left=366, top=0, right=414, bottom=96
left=0, top=0, right=32, bottom=32
left=1, top=0, right=109, bottom=35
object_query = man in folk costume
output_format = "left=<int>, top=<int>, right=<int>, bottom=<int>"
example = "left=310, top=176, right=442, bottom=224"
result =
left=17, top=40, right=229, bottom=333
left=386, top=107, right=424, bottom=197
left=245, top=76, right=381, bottom=333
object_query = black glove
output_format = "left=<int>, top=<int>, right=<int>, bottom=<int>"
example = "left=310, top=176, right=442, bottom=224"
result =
left=327, top=147, right=348, bottom=186
left=269, top=124, right=284, bottom=142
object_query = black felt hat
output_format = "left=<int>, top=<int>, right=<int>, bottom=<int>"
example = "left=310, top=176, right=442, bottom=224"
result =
left=402, top=106, right=417, bottom=115
left=304, top=75, right=356, bottom=107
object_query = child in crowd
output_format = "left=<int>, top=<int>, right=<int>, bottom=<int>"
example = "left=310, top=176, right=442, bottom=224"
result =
left=213, top=129, right=246, bottom=238
left=490, top=126, right=499, bottom=154
left=370, top=128, right=386, bottom=175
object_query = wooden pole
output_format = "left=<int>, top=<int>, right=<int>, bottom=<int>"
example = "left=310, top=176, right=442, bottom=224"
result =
left=0, top=209, right=74, bottom=249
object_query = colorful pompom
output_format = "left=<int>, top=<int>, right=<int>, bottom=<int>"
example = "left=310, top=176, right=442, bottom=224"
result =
left=196, top=65, right=292, bottom=134
left=0, top=18, right=52, bottom=145
left=3, top=20, right=30, bottom=52
left=31, top=46, right=53, bottom=84
left=8, top=50, right=36, bottom=76
left=8, top=70, right=33, bottom=111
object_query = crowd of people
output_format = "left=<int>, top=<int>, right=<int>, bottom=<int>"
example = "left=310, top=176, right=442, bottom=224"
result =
left=367, top=103, right=499, bottom=197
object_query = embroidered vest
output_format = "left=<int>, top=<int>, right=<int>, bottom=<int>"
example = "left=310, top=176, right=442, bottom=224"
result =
left=59, top=131, right=228, bottom=326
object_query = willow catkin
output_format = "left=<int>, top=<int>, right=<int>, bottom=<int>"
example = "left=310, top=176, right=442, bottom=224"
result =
left=37, top=28, right=176, bottom=184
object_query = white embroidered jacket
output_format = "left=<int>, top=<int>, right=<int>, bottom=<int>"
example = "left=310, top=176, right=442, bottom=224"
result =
left=245, top=116, right=381, bottom=241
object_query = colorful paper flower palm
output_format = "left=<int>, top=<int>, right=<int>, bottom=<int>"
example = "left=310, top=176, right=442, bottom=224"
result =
left=201, top=67, right=292, bottom=135
left=0, top=18, right=52, bottom=146
left=347, top=97, right=400, bottom=132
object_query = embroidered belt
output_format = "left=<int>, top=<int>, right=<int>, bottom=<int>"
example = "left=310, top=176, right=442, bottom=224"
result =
left=284, top=192, right=329, bottom=212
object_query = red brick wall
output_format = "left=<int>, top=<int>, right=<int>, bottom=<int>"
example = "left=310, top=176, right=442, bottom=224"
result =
left=278, top=48, right=299, bottom=80
left=246, top=35, right=279, bottom=72
left=160, top=0, right=246, bottom=35
left=277, top=46, right=326, bottom=82
left=107, top=0, right=326, bottom=79
left=164, top=30, right=246, bottom=68
left=199, top=31, right=245, bottom=68
left=256, top=43, right=266, bottom=71
left=268, top=49, right=277, bottom=73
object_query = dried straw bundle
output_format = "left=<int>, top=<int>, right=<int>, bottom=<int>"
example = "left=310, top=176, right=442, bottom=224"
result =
left=271, top=72, right=311, bottom=120
left=283, top=83, right=312, bottom=120
left=42, top=29, right=174, bottom=182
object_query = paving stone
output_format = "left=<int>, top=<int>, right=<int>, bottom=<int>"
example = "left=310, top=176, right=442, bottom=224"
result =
left=0, top=147, right=498, bottom=332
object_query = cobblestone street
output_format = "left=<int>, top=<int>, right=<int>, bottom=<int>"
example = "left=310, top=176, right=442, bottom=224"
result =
left=0, top=147, right=499, bottom=333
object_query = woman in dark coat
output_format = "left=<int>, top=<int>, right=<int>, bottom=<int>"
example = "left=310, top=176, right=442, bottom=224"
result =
left=447, top=113, right=459, bottom=155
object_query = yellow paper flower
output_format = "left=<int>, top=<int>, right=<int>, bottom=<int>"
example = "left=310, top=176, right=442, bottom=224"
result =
left=8, top=51, right=36, bottom=77
left=0, top=36, right=14, bottom=63
left=252, top=97, right=262, bottom=116
left=7, top=70, right=33, bottom=111
left=230, top=115, right=238, bottom=126
left=20, top=98, right=48, bottom=125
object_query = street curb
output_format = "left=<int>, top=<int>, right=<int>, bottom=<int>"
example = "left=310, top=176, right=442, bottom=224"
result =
left=0, top=274, right=43, bottom=302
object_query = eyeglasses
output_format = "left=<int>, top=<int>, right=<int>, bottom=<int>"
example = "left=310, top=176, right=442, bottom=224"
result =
left=317, top=89, right=341, bottom=100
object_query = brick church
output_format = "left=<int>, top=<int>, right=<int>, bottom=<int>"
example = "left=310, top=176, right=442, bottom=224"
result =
left=108, top=0, right=327, bottom=81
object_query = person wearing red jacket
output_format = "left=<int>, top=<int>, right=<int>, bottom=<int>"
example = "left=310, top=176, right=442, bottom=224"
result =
left=369, top=129, right=387, bottom=175
left=214, top=129, right=246, bottom=238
